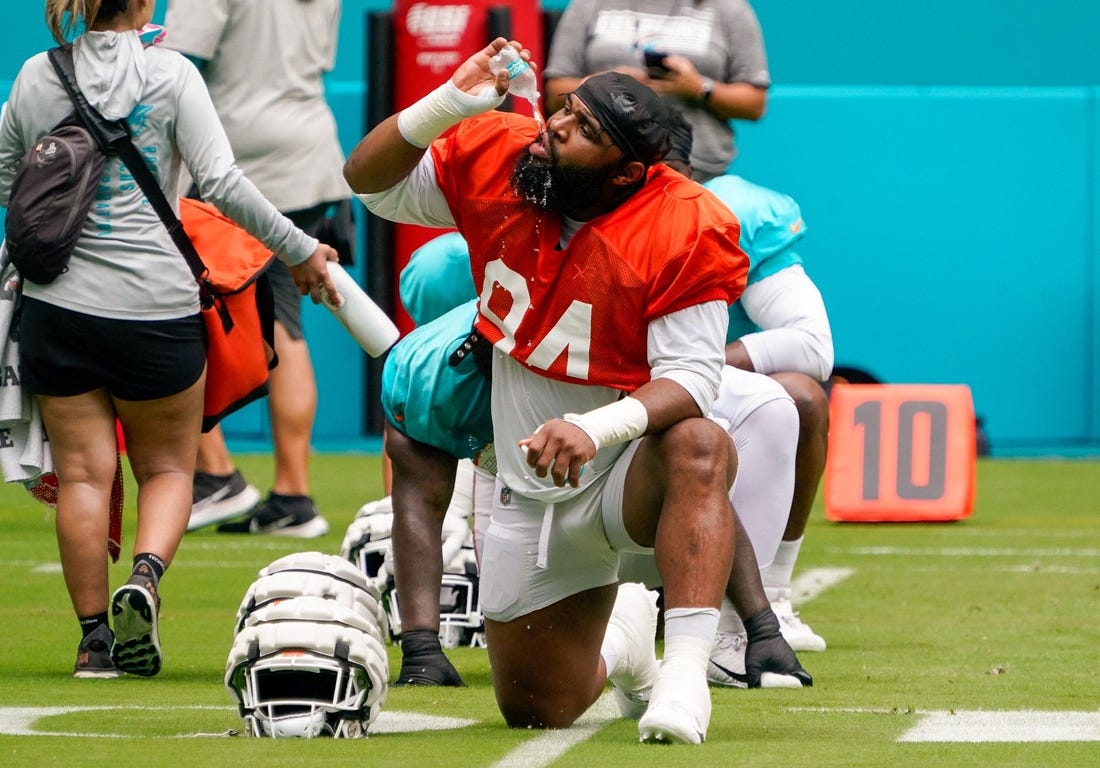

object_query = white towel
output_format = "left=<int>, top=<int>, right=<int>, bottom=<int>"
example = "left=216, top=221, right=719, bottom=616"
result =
left=0, top=244, right=54, bottom=483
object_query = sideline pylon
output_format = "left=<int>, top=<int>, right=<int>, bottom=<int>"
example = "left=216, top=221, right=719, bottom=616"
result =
left=825, top=384, right=976, bottom=522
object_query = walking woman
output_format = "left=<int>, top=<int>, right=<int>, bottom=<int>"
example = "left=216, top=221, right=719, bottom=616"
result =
left=0, top=0, right=338, bottom=677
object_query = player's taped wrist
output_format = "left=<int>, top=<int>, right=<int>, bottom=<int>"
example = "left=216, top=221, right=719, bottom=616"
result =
left=562, top=397, right=649, bottom=451
left=396, top=80, right=505, bottom=148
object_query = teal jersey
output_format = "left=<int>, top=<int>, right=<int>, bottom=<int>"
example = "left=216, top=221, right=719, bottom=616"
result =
left=702, top=175, right=807, bottom=343
left=381, top=299, right=492, bottom=459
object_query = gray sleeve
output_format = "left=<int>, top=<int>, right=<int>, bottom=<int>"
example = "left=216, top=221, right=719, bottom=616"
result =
left=162, top=0, right=229, bottom=61
left=0, top=88, right=24, bottom=206
left=173, top=61, right=316, bottom=265
left=543, top=0, right=598, bottom=79
left=725, top=0, right=771, bottom=87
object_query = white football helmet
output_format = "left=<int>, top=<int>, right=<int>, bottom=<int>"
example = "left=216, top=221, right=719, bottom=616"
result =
left=226, top=596, right=389, bottom=739
left=227, top=552, right=392, bottom=738
left=339, top=500, right=395, bottom=589
left=342, top=495, right=485, bottom=647
left=339, top=499, right=399, bottom=636
left=387, top=523, right=484, bottom=649
left=234, top=551, right=388, bottom=638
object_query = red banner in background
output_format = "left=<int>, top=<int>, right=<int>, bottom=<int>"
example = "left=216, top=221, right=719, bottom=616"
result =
left=391, top=0, right=544, bottom=333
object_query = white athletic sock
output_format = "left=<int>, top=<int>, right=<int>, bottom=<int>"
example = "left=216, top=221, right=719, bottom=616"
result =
left=761, top=536, right=803, bottom=602
left=663, top=607, right=719, bottom=670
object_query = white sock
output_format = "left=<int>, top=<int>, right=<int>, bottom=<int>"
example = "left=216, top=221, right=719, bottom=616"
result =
left=663, top=607, right=719, bottom=672
left=761, top=536, right=803, bottom=602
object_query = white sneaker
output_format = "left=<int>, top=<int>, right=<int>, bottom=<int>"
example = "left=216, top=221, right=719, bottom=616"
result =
left=772, top=598, right=826, bottom=652
left=638, top=659, right=710, bottom=745
left=706, top=631, right=749, bottom=688
left=604, top=583, right=659, bottom=719
left=354, top=495, right=393, bottom=519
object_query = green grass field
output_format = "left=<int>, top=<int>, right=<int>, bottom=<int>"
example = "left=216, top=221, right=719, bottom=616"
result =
left=2, top=455, right=1098, bottom=767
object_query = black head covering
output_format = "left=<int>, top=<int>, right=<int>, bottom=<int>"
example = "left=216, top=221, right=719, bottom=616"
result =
left=572, top=72, right=671, bottom=166
left=664, top=110, right=694, bottom=168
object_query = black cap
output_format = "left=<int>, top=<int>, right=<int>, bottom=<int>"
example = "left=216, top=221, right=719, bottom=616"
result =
left=573, top=72, right=671, bottom=166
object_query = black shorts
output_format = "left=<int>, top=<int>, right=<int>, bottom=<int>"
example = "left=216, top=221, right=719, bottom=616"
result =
left=272, top=200, right=356, bottom=341
left=266, top=260, right=304, bottom=340
left=18, top=297, right=205, bottom=401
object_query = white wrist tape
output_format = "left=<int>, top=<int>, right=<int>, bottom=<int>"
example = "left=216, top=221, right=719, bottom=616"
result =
left=396, top=80, right=505, bottom=148
left=562, top=397, right=649, bottom=451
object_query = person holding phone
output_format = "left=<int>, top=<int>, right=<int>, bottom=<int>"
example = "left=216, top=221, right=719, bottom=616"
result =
left=544, top=0, right=770, bottom=182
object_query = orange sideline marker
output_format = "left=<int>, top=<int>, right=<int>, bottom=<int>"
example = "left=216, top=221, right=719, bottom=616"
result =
left=825, top=384, right=976, bottom=522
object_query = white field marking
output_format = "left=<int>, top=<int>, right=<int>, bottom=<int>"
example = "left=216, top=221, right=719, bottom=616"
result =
left=999, top=564, right=1100, bottom=575
left=0, top=706, right=474, bottom=738
left=176, top=541, right=298, bottom=551
left=899, top=710, right=1100, bottom=743
left=790, top=567, right=854, bottom=603
left=951, top=528, right=1089, bottom=540
left=370, top=710, right=478, bottom=734
left=489, top=693, right=620, bottom=768
left=31, top=563, right=62, bottom=574
left=789, top=708, right=1100, bottom=743
left=825, top=546, right=1099, bottom=558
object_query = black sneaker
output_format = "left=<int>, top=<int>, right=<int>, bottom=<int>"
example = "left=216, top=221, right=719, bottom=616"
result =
left=188, top=470, right=261, bottom=532
left=216, top=493, right=330, bottom=538
left=110, top=568, right=162, bottom=677
left=74, top=624, right=122, bottom=679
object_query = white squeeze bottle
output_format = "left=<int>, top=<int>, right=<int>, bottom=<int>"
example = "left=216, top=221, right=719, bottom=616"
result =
left=489, top=45, right=544, bottom=133
left=320, top=263, right=400, bottom=357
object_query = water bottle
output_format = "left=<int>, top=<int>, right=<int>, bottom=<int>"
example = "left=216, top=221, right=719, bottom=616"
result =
left=488, top=45, right=540, bottom=102
left=320, top=263, right=400, bottom=357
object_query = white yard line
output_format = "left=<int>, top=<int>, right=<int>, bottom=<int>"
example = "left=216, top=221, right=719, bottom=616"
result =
left=899, top=710, right=1100, bottom=742
left=789, top=707, right=1100, bottom=742
left=826, top=545, right=1099, bottom=558
left=489, top=694, right=620, bottom=768
left=791, top=567, right=854, bottom=602
left=0, top=706, right=474, bottom=738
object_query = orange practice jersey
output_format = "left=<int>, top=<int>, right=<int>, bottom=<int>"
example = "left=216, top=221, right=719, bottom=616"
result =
left=431, top=112, right=748, bottom=391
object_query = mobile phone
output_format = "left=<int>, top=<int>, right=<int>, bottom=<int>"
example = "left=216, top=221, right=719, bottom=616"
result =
left=643, top=49, right=670, bottom=78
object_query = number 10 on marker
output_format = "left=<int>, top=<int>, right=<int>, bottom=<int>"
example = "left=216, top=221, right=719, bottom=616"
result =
left=825, top=384, right=976, bottom=522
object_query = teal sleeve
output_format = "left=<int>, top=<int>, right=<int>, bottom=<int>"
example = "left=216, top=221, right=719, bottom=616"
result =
left=399, top=232, right=477, bottom=326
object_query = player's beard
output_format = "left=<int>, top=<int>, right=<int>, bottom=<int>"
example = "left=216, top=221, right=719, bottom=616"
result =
left=510, top=152, right=618, bottom=217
